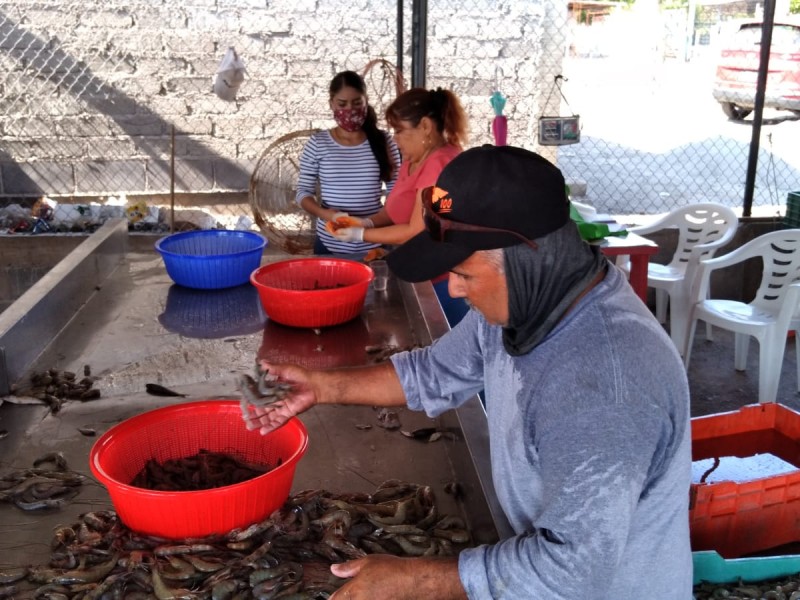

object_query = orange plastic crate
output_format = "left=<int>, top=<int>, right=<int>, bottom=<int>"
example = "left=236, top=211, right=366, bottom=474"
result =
left=690, top=403, right=800, bottom=558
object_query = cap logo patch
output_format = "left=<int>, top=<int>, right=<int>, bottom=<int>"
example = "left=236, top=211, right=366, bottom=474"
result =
left=432, top=186, right=453, bottom=214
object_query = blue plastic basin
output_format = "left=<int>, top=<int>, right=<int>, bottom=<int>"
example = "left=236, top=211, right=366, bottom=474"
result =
left=155, top=229, right=267, bottom=290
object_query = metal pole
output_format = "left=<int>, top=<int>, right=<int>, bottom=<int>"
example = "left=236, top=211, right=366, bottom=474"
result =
left=396, top=0, right=404, bottom=77
left=411, top=0, right=427, bottom=88
left=684, top=0, right=697, bottom=62
left=170, top=124, right=175, bottom=233
left=742, top=0, right=775, bottom=217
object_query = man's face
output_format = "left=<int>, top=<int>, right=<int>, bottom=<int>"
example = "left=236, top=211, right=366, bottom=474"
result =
left=447, top=252, right=509, bottom=326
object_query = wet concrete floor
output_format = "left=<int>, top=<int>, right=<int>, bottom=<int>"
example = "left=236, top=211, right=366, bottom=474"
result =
left=685, top=326, right=800, bottom=417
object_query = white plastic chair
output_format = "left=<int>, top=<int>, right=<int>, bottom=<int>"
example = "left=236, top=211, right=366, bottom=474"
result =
left=620, top=203, right=739, bottom=354
left=683, top=229, right=800, bottom=404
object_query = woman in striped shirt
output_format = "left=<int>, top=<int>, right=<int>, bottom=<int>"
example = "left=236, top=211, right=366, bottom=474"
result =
left=295, top=71, right=400, bottom=255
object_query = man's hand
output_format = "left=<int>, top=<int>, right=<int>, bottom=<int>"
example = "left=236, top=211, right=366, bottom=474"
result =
left=243, top=361, right=406, bottom=435
left=332, top=226, right=365, bottom=242
left=242, top=362, right=317, bottom=435
left=329, top=555, right=466, bottom=600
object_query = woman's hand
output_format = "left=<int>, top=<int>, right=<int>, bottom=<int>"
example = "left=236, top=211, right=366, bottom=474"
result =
left=242, top=361, right=318, bottom=435
left=323, top=209, right=350, bottom=222
left=332, top=227, right=365, bottom=242
left=352, top=216, right=375, bottom=228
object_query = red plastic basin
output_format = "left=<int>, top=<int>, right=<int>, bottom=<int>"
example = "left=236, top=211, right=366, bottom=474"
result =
left=250, top=257, right=374, bottom=328
left=89, top=400, right=308, bottom=539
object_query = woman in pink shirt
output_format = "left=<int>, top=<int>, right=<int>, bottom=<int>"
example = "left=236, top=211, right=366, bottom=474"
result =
left=333, top=87, right=470, bottom=324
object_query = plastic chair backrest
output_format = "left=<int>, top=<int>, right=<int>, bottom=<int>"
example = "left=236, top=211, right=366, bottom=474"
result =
left=684, top=230, right=800, bottom=399
left=746, top=230, right=800, bottom=316
left=692, top=229, right=800, bottom=314
left=633, top=203, right=739, bottom=273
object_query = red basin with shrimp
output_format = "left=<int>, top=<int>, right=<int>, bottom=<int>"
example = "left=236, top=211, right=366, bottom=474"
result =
left=89, top=400, right=308, bottom=539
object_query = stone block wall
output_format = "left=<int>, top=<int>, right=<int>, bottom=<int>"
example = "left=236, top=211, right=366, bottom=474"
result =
left=0, top=0, right=567, bottom=199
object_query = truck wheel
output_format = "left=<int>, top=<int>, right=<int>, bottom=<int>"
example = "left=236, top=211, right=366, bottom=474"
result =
left=721, top=102, right=751, bottom=120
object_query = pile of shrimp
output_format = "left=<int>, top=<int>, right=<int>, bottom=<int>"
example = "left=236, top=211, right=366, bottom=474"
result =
left=0, top=479, right=470, bottom=599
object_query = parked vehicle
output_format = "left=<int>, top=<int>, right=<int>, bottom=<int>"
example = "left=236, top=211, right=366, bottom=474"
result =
left=711, top=18, right=800, bottom=120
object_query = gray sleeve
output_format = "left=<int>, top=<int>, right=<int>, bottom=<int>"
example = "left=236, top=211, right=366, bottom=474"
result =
left=390, top=310, right=485, bottom=417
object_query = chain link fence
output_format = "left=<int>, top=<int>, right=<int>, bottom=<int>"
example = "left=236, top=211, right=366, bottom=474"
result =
left=556, top=2, right=799, bottom=216
left=0, top=0, right=798, bottom=245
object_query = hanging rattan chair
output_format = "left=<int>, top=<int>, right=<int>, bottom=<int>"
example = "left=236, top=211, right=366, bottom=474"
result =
left=249, top=129, right=320, bottom=255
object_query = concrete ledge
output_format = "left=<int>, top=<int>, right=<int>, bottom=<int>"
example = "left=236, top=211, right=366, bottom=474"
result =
left=0, top=218, right=129, bottom=395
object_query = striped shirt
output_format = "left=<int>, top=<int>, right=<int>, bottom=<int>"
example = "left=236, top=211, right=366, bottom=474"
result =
left=295, top=130, right=400, bottom=254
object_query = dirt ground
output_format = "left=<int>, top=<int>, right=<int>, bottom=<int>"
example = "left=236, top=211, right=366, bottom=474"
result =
left=684, top=324, right=799, bottom=417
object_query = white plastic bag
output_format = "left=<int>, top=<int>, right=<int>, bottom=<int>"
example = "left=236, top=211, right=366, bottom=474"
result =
left=213, top=47, right=246, bottom=101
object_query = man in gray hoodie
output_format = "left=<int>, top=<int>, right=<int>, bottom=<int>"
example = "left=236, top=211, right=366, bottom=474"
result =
left=246, top=145, right=692, bottom=599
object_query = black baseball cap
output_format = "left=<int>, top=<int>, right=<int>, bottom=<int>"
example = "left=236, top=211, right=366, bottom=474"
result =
left=386, top=145, right=570, bottom=282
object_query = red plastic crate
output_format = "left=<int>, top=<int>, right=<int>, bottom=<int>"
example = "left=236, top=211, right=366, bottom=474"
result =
left=690, top=403, right=800, bottom=558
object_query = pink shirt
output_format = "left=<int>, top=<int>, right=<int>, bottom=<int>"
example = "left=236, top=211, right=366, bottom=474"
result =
left=385, top=144, right=461, bottom=225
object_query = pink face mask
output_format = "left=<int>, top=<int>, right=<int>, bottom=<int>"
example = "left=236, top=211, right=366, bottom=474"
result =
left=333, top=106, right=367, bottom=132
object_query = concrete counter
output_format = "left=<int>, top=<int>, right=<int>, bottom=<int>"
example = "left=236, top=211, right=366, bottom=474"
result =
left=0, top=225, right=508, bottom=570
